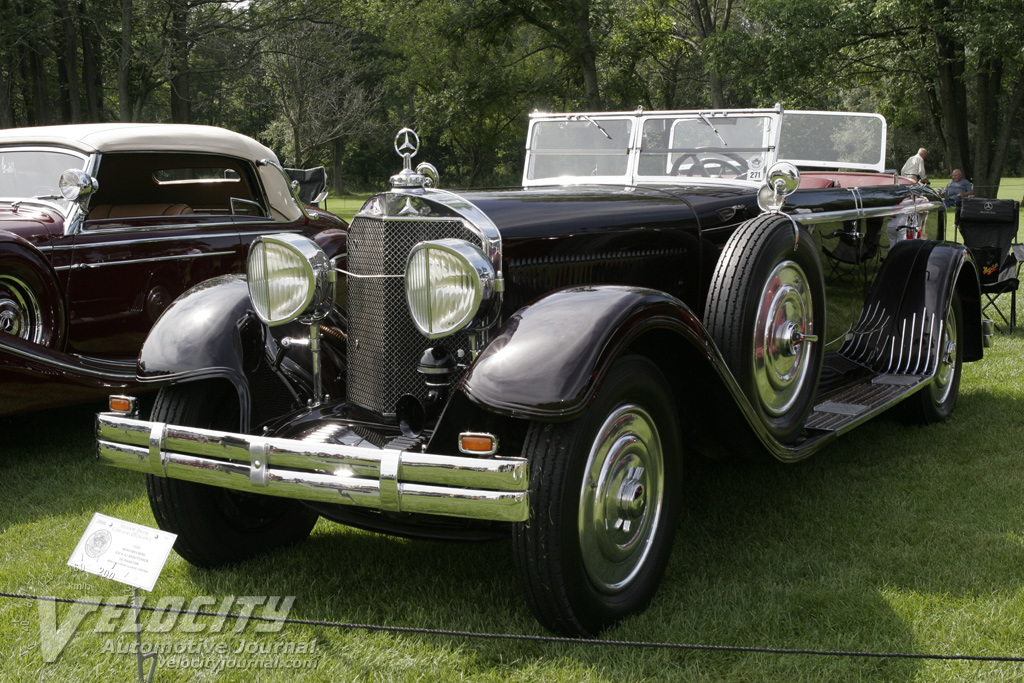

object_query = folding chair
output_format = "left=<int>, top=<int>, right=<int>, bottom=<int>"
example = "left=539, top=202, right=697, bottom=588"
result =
left=822, top=217, right=883, bottom=285
left=284, top=166, right=329, bottom=207
left=956, top=197, right=1022, bottom=332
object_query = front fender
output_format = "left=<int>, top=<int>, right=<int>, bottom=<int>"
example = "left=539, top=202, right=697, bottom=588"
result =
left=461, top=286, right=718, bottom=420
left=137, top=274, right=263, bottom=426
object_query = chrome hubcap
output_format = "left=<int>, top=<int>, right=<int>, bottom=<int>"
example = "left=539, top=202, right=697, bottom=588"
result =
left=0, top=276, right=42, bottom=343
left=579, top=405, right=664, bottom=594
left=754, top=260, right=816, bottom=416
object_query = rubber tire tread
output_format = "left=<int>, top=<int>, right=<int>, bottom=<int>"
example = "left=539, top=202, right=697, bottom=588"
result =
left=512, top=355, right=681, bottom=637
left=146, top=381, right=318, bottom=568
left=901, top=291, right=963, bottom=424
left=703, top=214, right=825, bottom=442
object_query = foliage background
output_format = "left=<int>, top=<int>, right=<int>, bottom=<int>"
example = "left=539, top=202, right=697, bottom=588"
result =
left=2, top=0, right=1023, bottom=193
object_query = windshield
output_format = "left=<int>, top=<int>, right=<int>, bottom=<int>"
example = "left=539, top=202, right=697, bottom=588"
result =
left=778, top=112, right=885, bottom=169
left=0, top=148, right=88, bottom=212
left=523, top=109, right=887, bottom=185
left=639, top=115, right=772, bottom=181
left=525, top=117, right=633, bottom=181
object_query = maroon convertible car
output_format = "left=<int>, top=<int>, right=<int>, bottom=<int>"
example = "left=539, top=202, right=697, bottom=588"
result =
left=0, top=123, right=345, bottom=415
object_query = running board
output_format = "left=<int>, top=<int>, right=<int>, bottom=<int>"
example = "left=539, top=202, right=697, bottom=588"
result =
left=805, top=373, right=926, bottom=433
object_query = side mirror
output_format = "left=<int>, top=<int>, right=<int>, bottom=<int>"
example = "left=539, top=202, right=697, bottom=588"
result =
left=59, top=169, right=99, bottom=202
left=757, top=162, right=800, bottom=213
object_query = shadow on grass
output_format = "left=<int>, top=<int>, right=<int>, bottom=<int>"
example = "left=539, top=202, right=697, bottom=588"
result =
left=3, top=387, right=1022, bottom=679
left=0, top=402, right=146, bottom=533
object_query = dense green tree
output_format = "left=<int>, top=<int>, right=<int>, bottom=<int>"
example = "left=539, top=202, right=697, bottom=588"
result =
left=735, top=0, right=1024, bottom=190
left=1, top=0, right=1022, bottom=191
left=254, top=0, right=383, bottom=177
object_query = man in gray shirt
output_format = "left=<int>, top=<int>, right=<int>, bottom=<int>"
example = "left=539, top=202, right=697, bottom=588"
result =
left=944, top=169, right=973, bottom=207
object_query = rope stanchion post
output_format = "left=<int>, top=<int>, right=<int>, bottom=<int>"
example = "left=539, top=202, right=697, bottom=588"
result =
left=132, top=588, right=158, bottom=683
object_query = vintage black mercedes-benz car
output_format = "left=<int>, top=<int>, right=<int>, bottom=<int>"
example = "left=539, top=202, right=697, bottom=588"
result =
left=97, top=107, right=986, bottom=637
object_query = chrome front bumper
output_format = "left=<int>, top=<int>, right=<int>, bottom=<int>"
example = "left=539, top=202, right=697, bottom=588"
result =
left=96, top=413, right=529, bottom=523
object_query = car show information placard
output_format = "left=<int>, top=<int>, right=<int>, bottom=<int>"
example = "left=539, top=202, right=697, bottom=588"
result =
left=68, top=513, right=177, bottom=592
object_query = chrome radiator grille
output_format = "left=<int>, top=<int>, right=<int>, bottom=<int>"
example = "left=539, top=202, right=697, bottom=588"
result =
left=346, top=215, right=479, bottom=415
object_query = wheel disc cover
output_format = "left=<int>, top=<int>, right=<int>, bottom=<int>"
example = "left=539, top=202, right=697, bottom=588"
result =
left=578, top=405, right=664, bottom=594
left=753, top=259, right=814, bottom=417
left=933, top=305, right=958, bottom=403
left=0, top=275, right=43, bottom=344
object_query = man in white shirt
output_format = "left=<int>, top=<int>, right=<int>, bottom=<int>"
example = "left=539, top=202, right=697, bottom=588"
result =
left=901, top=148, right=928, bottom=184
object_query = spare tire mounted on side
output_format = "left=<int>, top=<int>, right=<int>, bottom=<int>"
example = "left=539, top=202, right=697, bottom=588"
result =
left=704, top=213, right=826, bottom=443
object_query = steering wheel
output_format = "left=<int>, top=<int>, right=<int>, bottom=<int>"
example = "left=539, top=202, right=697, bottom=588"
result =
left=671, top=152, right=748, bottom=178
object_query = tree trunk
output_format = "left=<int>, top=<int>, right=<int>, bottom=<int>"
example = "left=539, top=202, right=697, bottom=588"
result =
left=974, top=62, right=1024, bottom=198
left=573, top=3, right=601, bottom=109
left=0, top=58, right=13, bottom=128
left=118, top=0, right=133, bottom=121
left=80, top=0, right=102, bottom=121
left=932, top=39, right=970, bottom=178
left=169, top=0, right=191, bottom=123
left=55, top=0, right=82, bottom=123
left=331, top=138, right=345, bottom=195
left=28, top=43, right=52, bottom=125
left=971, top=57, right=1001, bottom=196
left=0, top=0, right=13, bottom=127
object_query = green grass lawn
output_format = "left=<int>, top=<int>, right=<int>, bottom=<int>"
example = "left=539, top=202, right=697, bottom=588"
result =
left=2, top=185, right=1024, bottom=681
left=323, top=194, right=371, bottom=223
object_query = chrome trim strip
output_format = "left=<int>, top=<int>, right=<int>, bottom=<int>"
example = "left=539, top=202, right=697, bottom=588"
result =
left=96, top=413, right=529, bottom=523
left=75, top=222, right=239, bottom=237
left=0, top=341, right=137, bottom=382
left=791, top=199, right=944, bottom=226
left=237, top=228, right=304, bottom=238
left=260, top=158, right=315, bottom=221
left=61, top=250, right=236, bottom=271
left=334, top=268, right=404, bottom=279
left=49, top=226, right=303, bottom=251
left=420, top=189, right=502, bottom=272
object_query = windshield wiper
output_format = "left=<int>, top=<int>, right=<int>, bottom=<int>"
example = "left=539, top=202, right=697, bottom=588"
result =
left=698, top=113, right=728, bottom=147
left=581, top=115, right=612, bottom=140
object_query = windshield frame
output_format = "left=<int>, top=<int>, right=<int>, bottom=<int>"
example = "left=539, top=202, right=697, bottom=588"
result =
left=522, top=107, right=888, bottom=187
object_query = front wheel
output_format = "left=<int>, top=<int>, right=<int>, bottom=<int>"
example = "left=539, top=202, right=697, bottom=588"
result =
left=513, top=355, right=681, bottom=637
left=146, top=381, right=318, bottom=567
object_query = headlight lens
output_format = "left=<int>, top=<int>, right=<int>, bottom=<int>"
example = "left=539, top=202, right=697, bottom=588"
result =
left=406, top=239, right=497, bottom=338
left=247, top=233, right=334, bottom=325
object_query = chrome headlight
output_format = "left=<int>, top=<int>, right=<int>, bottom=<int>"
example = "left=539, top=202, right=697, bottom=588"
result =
left=406, top=239, right=498, bottom=338
left=247, top=233, right=334, bottom=326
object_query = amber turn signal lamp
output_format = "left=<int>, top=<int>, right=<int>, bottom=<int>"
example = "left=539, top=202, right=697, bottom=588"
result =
left=458, top=432, right=498, bottom=456
left=109, top=395, right=136, bottom=414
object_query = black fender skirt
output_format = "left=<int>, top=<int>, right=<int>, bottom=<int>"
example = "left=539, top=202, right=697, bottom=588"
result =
left=860, top=239, right=983, bottom=365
